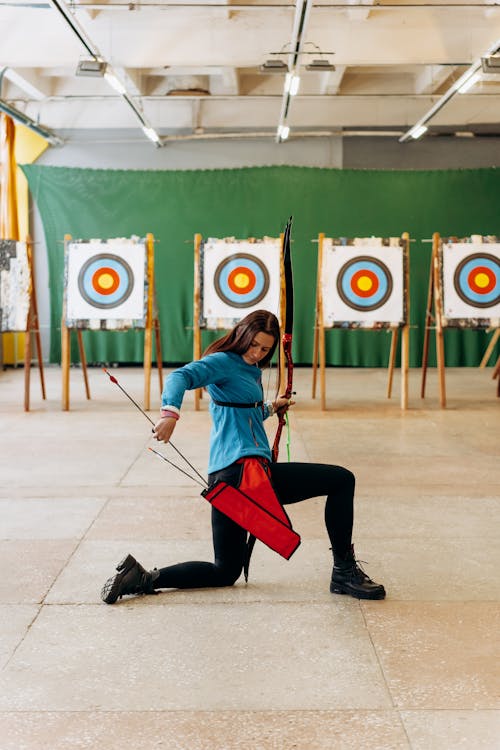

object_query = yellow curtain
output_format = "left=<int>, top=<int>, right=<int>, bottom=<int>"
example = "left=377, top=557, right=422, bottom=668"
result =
left=0, top=113, right=20, bottom=240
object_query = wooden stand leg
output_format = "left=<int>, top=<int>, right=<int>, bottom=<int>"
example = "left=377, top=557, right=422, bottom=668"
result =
left=312, top=322, right=319, bottom=398
left=154, top=317, right=164, bottom=397
left=319, top=324, right=326, bottom=411
left=76, top=330, right=90, bottom=400
left=492, top=355, right=500, bottom=397
left=61, top=323, right=70, bottom=411
left=480, top=328, right=500, bottom=368
left=400, top=323, right=409, bottom=411
left=24, top=329, right=32, bottom=412
left=386, top=328, right=398, bottom=399
left=144, top=326, right=152, bottom=411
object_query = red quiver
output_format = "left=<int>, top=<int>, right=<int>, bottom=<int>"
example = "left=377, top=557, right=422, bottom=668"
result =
left=201, top=458, right=301, bottom=560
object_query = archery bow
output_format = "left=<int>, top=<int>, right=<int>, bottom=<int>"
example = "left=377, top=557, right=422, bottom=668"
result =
left=271, top=215, right=294, bottom=463
left=244, top=216, right=294, bottom=581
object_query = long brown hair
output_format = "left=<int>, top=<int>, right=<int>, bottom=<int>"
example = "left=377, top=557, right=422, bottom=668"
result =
left=203, top=309, right=281, bottom=369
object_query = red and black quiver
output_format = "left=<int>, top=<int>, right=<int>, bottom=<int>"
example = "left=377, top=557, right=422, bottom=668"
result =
left=202, top=457, right=301, bottom=570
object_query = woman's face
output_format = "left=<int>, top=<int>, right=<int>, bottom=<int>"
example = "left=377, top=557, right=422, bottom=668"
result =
left=242, top=331, right=276, bottom=365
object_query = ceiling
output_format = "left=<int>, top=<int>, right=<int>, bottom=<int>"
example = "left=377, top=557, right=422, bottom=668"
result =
left=1, top=0, right=500, bottom=147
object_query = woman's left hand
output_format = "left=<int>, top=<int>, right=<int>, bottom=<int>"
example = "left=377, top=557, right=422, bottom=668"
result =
left=274, top=394, right=295, bottom=414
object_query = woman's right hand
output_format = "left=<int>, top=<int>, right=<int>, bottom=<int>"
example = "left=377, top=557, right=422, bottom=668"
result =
left=153, top=416, right=177, bottom=443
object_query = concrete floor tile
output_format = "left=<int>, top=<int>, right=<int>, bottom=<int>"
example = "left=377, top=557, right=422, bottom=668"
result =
left=0, top=541, right=77, bottom=604
left=354, top=536, right=500, bottom=601
left=400, top=710, right=500, bottom=750
left=45, top=539, right=338, bottom=604
left=0, top=605, right=39, bottom=669
left=363, top=601, right=500, bottom=709
left=0, top=710, right=411, bottom=750
left=0, top=603, right=392, bottom=711
left=0, top=497, right=107, bottom=540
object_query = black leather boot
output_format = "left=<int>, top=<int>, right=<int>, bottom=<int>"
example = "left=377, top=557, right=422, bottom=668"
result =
left=330, top=546, right=386, bottom=600
left=101, top=554, right=160, bottom=604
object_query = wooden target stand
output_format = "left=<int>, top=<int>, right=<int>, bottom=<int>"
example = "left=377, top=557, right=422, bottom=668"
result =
left=312, top=232, right=410, bottom=410
left=5, top=236, right=47, bottom=411
left=61, top=233, right=163, bottom=411
left=421, top=232, right=500, bottom=407
left=192, top=232, right=286, bottom=411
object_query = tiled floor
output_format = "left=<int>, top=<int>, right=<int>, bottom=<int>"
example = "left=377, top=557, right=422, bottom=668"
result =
left=0, top=364, right=499, bottom=749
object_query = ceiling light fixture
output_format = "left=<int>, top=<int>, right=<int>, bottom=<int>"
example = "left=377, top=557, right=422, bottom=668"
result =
left=305, top=59, right=336, bottom=72
left=399, top=37, right=500, bottom=143
left=457, top=71, right=481, bottom=94
left=0, top=98, right=63, bottom=146
left=481, top=53, right=500, bottom=72
left=260, top=59, right=289, bottom=73
left=75, top=59, right=107, bottom=78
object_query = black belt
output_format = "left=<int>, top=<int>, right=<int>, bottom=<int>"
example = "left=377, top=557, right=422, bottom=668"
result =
left=212, top=399, right=263, bottom=408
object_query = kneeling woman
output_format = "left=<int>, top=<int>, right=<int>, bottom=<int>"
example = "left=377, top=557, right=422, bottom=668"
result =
left=101, top=309, right=385, bottom=604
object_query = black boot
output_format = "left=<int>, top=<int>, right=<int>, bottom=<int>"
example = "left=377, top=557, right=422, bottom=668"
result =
left=330, top=546, right=386, bottom=600
left=101, top=554, right=160, bottom=604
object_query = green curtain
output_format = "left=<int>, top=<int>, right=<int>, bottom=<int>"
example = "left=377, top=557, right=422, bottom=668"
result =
left=22, top=163, right=499, bottom=367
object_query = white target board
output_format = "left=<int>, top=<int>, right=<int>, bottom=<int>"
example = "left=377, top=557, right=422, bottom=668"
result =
left=0, top=240, right=31, bottom=332
left=321, top=239, right=405, bottom=327
left=442, top=241, right=500, bottom=324
left=201, top=238, right=281, bottom=328
left=64, top=237, right=147, bottom=329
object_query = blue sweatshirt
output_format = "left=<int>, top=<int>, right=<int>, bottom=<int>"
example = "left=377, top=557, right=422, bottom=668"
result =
left=161, top=351, right=273, bottom=473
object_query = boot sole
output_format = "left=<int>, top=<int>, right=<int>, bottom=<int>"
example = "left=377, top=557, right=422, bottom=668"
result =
left=330, top=583, right=386, bottom=600
left=100, top=554, right=136, bottom=605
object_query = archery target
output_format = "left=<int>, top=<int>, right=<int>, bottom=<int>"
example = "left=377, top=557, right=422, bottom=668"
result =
left=0, top=240, right=31, bottom=332
left=202, top=239, right=281, bottom=326
left=65, top=238, right=146, bottom=326
left=442, top=242, right=500, bottom=321
left=322, top=240, right=405, bottom=326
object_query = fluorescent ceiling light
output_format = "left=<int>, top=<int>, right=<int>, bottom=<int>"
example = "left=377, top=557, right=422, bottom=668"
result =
left=457, top=71, right=481, bottom=94
left=278, top=124, right=290, bottom=140
left=284, top=74, right=300, bottom=96
left=409, top=124, right=428, bottom=140
left=0, top=98, right=63, bottom=146
left=142, top=126, right=161, bottom=144
left=104, top=71, right=127, bottom=95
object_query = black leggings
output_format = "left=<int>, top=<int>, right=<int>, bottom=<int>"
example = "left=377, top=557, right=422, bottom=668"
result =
left=154, top=462, right=354, bottom=590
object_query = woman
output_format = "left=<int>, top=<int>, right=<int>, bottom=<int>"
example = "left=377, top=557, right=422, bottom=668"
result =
left=101, top=309, right=385, bottom=604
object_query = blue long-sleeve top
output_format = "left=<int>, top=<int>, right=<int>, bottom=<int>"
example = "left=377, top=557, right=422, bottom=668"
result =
left=161, top=351, right=273, bottom=474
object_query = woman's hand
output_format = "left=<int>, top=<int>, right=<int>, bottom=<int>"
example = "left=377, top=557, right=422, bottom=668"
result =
left=274, top=394, right=295, bottom=415
left=153, top=416, right=177, bottom=443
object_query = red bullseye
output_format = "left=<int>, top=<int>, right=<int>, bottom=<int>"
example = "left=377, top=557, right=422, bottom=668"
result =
left=351, top=269, right=379, bottom=298
left=92, top=266, right=120, bottom=295
left=467, top=266, right=496, bottom=296
left=227, top=266, right=256, bottom=295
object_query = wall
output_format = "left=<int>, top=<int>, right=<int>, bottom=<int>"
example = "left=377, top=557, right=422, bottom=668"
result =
left=29, top=132, right=500, bottom=362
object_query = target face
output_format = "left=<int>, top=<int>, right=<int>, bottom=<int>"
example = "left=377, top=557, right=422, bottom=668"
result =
left=65, top=239, right=147, bottom=327
left=214, top=253, right=270, bottom=308
left=337, top=256, right=393, bottom=311
left=453, top=253, right=499, bottom=308
left=442, top=243, right=500, bottom=321
left=78, top=253, right=134, bottom=309
left=322, top=240, right=405, bottom=326
left=202, top=239, right=281, bottom=327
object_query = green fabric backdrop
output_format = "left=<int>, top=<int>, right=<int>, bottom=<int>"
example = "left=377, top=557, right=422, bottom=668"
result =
left=22, top=163, right=499, bottom=367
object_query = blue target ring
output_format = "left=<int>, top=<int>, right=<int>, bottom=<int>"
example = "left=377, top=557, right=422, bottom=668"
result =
left=78, top=253, right=134, bottom=309
left=454, top=253, right=499, bottom=308
left=337, top=256, right=393, bottom=311
left=214, top=253, right=270, bottom=308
